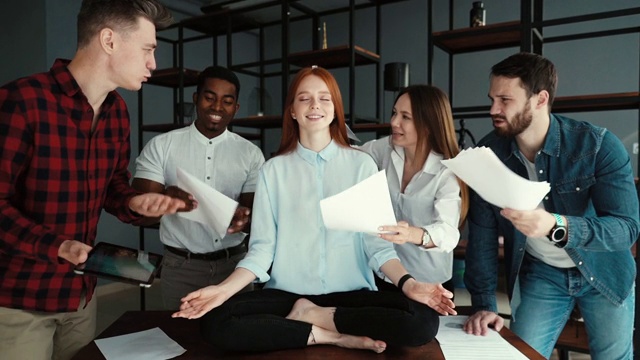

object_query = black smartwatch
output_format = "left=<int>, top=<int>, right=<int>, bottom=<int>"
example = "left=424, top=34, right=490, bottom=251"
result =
left=547, top=213, right=567, bottom=247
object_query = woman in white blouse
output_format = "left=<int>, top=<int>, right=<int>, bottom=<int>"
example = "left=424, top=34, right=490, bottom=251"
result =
left=172, top=69, right=456, bottom=354
left=361, top=85, right=469, bottom=293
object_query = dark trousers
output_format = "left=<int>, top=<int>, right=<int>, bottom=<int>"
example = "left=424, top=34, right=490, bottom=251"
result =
left=200, top=288, right=439, bottom=352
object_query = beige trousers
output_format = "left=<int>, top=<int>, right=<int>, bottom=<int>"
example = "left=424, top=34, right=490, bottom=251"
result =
left=0, top=293, right=97, bottom=360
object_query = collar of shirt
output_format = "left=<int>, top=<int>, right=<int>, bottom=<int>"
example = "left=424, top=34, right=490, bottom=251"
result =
left=508, top=114, right=561, bottom=161
left=540, top=114, right=561, bottom=158
left=51, top=58, right=117, bottom=114
left=296, top=139, right=338, bottom=165
left=190, top=122, right=229, bottom=145
left=390, top=145, right=444, bottom=179
left=51, top=58, right=79, bottom=97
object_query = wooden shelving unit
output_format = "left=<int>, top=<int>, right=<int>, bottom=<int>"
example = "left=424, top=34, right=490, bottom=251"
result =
left=553, top=92, right=640, bottom=113
left=288, top=45, right=380, bottom=69
left=180, top=9, right=260, bottom=36
left=428, top=1, right=640, bottom=144
left=431, top=21, right=522, bottom=54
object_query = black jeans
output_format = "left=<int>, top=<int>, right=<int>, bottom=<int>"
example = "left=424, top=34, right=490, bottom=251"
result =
left=200, top=288, right=439, bottom=352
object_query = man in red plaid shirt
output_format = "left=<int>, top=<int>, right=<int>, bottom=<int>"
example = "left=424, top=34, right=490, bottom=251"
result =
left=0, top=1, right=188, bottom=358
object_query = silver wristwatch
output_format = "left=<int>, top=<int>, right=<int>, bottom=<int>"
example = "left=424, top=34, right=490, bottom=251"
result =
left=421, top=229, right=432, bottom=248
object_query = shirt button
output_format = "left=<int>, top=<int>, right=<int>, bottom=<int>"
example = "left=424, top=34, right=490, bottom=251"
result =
left=544, top=196, right=549, bottom=200
left=209, top=141, right=212, bottom=144
left=207, top=156, right=211, bottom=160
left=215, top=239, right=219, bottom=242
left=576, top=187, right=580, bottom=191
left=590, top=277, right=594, bottom=281
left=207, top=176, right=211, bottom=180
left=539, top=169, right=543, bottom=174
left=578, top=261, right=583, bottom=265
left=519, top=248, right=523, bottom=252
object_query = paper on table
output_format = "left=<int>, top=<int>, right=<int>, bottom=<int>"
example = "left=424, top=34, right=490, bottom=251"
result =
left=320, top=170, right=397, bottom=234
left=441, top=147, right=550, bottom=210
left=175, top=167, right=239, bottom=240
left=436, top=316, right=528, bottom=360
left=95, top=327, right=186, bottom=360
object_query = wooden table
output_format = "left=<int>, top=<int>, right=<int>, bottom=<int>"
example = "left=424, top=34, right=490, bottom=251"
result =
left=73, top=307, right=544, bottom=359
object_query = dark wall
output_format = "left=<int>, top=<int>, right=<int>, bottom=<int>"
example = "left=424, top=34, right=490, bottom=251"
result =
left=0, top=0, right=47, bottom=85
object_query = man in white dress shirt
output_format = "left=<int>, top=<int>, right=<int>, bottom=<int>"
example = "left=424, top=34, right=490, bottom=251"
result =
left=132, top=66, right=265, bottom=309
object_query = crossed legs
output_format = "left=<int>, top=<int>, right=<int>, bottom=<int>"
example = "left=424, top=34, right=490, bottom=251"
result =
left=285, top=297, right=386, bottom=353
left=201, top=288, right=437, bottom=353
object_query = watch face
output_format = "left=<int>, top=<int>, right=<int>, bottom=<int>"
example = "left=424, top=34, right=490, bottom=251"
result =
left=551, top=227, right=567, bottom=242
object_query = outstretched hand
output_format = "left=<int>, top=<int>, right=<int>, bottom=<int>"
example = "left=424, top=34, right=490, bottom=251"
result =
left=403, top=280, right=456, bottom=316
left=172, top=285, right=229, bottom=320
left=129, top=193, right=186, bottom=217
left=164, top=185, right=198, bottom=212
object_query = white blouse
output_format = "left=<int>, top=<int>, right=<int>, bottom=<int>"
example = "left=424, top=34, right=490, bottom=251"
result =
left=360, top=137, right=461, bottom=283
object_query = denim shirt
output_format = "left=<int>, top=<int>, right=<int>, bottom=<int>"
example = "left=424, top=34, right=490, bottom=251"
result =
left=465, top=114, right=639, bottom=312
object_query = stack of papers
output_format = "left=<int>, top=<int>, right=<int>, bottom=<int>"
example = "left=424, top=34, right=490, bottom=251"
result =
left=441, top=147, right=550, bottom=210
left=436, top=316, right=528, bottom=359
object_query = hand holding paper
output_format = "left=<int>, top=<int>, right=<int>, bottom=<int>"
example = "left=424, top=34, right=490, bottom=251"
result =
left=175, top=167, right=239, bottom=239
left=320, top=170, right=397, bottom=234
left=441, top=147, right=550, bottom=210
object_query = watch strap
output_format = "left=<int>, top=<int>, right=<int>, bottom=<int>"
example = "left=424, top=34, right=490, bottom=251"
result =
left=552, top=213, right=565, bottom=227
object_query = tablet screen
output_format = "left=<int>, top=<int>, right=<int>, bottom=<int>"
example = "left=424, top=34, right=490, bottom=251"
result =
left=75, top=242, right=163, bottom=286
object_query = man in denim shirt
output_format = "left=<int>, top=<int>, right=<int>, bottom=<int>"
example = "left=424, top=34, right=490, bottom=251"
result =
left=462, top=52, right=639, bottom=359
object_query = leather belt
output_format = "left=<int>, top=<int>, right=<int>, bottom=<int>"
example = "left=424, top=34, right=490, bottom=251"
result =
left=165, top=240, right=247, bottom=261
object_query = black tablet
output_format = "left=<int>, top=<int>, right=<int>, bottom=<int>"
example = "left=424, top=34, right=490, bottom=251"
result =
left=74, top=242, right=163, bottom=288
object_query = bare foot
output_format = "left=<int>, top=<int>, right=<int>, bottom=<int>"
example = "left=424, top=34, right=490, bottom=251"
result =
left=286, top=298, right=336, bottom=331
left=310, top=325, right=387, bottom=353
left=286, top=298, right=316, bottom=321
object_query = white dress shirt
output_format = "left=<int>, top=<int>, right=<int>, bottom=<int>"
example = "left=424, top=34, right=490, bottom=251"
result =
left=134, top=123, right=265, bottom=254
left=238, top=140, right=399, bottom=295
left=360, top=137, right=461, bottom=283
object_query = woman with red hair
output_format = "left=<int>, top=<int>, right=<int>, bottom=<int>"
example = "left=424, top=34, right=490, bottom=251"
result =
left=172, top=67, right=456, bottom=354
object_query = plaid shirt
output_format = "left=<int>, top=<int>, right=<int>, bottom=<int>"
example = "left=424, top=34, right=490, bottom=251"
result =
left=0, top=59, right=141, bottom=312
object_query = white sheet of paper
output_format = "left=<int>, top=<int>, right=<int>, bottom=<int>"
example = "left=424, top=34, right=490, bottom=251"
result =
left=175, top=167, right=239, bottom=240
left=441, top=147, right=550, bottom=210
left=320, top=170, right=397, bottom=234
left=436, top=316, right=528, bottom=360
left=94, top=327, right=186, bottom=360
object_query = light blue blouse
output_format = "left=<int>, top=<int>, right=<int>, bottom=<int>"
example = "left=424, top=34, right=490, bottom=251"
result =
left=237, top=140, right=399, bottom=295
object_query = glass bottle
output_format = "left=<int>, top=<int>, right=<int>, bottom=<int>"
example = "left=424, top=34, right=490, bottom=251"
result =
left=470, top=1, right=486, bottom=27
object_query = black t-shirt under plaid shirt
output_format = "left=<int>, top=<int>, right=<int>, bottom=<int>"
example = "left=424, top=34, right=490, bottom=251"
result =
left=0, top=59, right=141, bottom=312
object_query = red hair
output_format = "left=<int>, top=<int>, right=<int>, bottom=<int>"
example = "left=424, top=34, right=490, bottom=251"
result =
left=275, top=67, right=350, bottom=156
